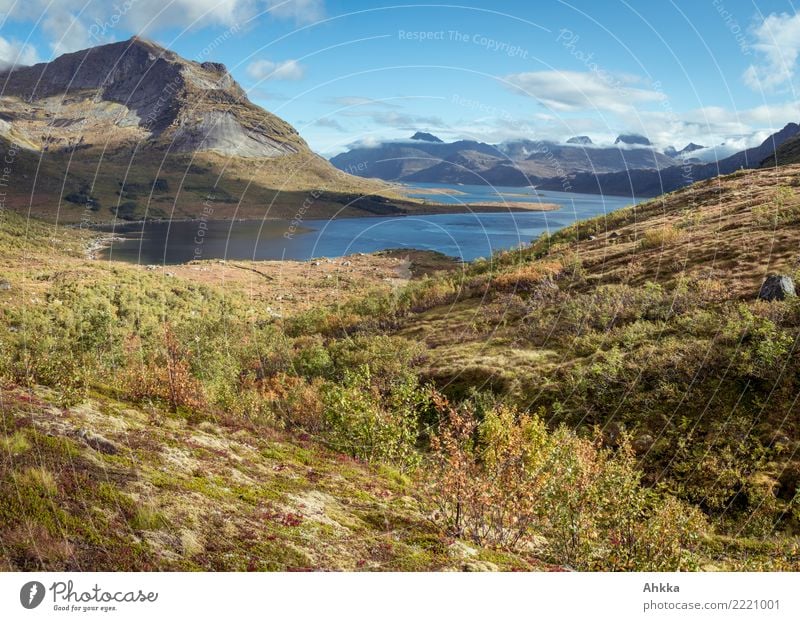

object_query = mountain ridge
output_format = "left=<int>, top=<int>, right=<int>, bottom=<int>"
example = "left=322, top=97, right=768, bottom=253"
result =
left=331, top=124, right=800, bottom=197
left=0, top=37, right=414, bottom=223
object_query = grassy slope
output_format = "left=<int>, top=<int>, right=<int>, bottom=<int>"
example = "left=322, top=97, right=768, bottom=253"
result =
left=0, top=213, right=530, bottom=571
left=391, top=165, right=800, bottom=567
left=1, top=383, right=537, bottom=571
left=0, top=138, right=543, bottom=224
left=3, top=164, right=800, bottom=570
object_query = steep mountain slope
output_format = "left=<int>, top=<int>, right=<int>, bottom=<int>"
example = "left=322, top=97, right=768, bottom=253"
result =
left=0, top=37, right=407, bottom=223
left=763, top=133, right=800, bottom=167
left=0, top=37, right=303, bottom=157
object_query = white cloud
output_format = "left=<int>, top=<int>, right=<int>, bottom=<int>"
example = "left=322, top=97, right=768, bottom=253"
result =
left=0, top=0, right=325, bottom=57
left=327, top=96, right=399, bottom=108
left=504, top=70, right=666, bottom=113
left=340, top=108, right=447, bottom=130
left=743, top=12, right=800, bottom=91
left=265, top=0, right=324, bottom=24
left=313, top=117, right=345, bottom=131
left=0, top=36, right=39, bottom=69
left=246, top=58, right=305, bottom=80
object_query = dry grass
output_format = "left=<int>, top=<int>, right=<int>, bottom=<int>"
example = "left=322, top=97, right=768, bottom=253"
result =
left=555, top=165, right=800, bottom=298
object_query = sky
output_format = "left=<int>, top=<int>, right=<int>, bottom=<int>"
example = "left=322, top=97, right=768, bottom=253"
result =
left=1, top=0, right=800, bottom=158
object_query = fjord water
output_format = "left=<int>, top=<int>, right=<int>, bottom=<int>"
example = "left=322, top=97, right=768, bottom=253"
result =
left=99, top=185, right=637, bottom=264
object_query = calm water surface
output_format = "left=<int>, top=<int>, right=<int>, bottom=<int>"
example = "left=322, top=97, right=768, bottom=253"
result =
left=98, top=184, right=637, bottom=264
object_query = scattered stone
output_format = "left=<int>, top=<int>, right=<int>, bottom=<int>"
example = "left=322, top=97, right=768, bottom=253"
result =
left=0, top=280, right=11, bottom=291
left=632, top=433, right=654, bottom=454
left=75, top=428, right=118, bottom=455
left=587, top=235, right=597, bottom=241
left=448, top=540, right=478, bottom=560
left=758, top=274, right=796, bottom=301
left=462, top=560, right=499, bottom=572
left=608, top=231, right=620, bottom=239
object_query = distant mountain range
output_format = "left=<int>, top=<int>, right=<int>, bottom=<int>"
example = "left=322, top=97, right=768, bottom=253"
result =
left=543, top=123, right=800, bottom=196
left=330, top=125, right=800, bottom=197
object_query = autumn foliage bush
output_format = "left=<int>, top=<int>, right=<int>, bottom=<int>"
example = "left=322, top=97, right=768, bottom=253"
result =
left=425, top=394, right=707, bottom=570
left=122, top=326, right=206, bottom=413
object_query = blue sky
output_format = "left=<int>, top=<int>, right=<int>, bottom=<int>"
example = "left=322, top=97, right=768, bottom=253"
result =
left=1, top=0, right=799, bottom=157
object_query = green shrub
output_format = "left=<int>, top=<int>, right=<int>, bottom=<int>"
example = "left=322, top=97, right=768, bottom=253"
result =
left=320, top=367, right=423, bottom=470
left=751, top=186, right=799, bottom=226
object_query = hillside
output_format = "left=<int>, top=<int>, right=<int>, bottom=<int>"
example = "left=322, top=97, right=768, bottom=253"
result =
left=0, top=37, right=427, bottom=223
left=3, top=164, right=800, bottom=571
left=764, top=134, right=800, bottom=167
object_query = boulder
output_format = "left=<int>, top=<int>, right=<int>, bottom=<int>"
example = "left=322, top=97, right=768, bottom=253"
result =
left=758, top=274, right=796, bottom=301
left=632, top=433, right=655, bottom=454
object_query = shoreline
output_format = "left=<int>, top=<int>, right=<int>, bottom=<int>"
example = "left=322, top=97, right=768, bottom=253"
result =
left=81, top=201, right=561, bottom=231
left=82, top=200, right=562, bottom=261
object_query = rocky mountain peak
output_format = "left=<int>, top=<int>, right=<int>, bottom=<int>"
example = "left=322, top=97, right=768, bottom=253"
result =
left=410, top=131, right=443, bottom=143
left=0, top=37, right=303, bottom=157
left=566, top=135, right=593, bottom=145
left=615, top=134, right=652, bottom=146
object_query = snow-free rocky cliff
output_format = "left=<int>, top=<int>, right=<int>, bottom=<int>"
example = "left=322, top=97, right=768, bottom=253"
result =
left=0, top=36, right=303, bottom=158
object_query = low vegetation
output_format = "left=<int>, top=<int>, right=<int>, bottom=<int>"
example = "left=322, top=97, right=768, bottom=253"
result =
left=3, top=165, right=800, bottom=570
